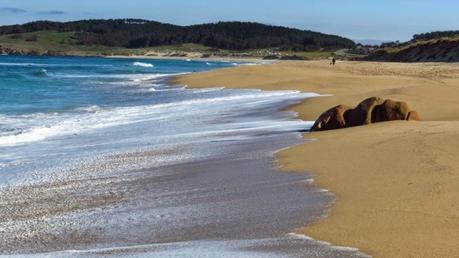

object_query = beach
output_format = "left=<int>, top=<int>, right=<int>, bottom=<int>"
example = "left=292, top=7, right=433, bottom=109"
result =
left=0, top=56, right=369, bottom=257
left=174, top=60, right=459, bottom=257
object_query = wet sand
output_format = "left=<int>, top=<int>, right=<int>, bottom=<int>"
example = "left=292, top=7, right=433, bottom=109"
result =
left=174, top=60, right=459, bottom=257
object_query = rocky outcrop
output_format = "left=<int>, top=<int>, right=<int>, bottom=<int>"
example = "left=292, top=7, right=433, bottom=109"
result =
left=312, top=105, right=351, bottom=131
left=311, top=97, right=420, bottom=131
left=346, top=97, right=384, bottom=126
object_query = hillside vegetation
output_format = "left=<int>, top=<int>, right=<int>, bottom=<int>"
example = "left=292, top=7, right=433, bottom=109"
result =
left=0, top=19, right=354, bottom=57
left=365, top=31, right=459, bottom=62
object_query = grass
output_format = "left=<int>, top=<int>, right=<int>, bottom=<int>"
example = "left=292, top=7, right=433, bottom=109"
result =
left=381, top=35, right=459, bottom=54
left=0, top=31, right=122, bottom=55
left=149, top=43, right=218, bottom=52
left=279, top=50, right=333, bottom=59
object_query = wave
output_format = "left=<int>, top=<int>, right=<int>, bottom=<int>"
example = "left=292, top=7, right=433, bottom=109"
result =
left=133, top=62, right=154, bottom=68
left=131, top=73, right=175, bottom=82
left=239, top=63, right=259, bottom=66
left=0, top=90, right=318, bottom=147
left=0, top=62, right=113, bottom=68
left=0, top=124, right=71, bottom=146
left=285, top=233, right=370, bottom=256
left=31, top=68, right=48, bottom=77
left=51, top=72, right=180, bottom=81
left=74, top=105, right=103, bottom=113
left=191, top=87, right=225, bottom=93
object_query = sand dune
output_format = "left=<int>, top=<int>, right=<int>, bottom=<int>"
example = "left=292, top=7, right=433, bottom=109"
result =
left=174, top=60, right=459, bottom=257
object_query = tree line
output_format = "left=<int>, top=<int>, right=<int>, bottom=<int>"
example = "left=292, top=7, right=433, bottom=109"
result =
left=0, top=19, right=355, bottom=51
left=412, top=31, right=459, bottom=41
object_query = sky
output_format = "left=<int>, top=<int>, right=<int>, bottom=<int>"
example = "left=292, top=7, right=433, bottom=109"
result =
left=0, top=0, right=458, bottom=42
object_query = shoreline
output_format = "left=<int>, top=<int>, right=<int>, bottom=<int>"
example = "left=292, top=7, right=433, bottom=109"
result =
left=173, top=60, right=459, bottom=257
left=0, top=53, right=265, bottom=63
left=106, top=54, right=265, bottom=63
left=0, top=56, right=364, bottom=257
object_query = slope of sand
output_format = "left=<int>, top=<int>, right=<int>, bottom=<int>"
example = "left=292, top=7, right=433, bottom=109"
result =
left=172, top=61, right=459, bottom=257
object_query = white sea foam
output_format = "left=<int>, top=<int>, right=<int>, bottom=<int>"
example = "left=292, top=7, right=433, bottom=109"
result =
left=239, top=62, right=259, bottom=66
left=0, top=91, right=319, bottom=147
left=74, top=105, right=103, bottom=113
left=8, top=241, right=286, bottom=258
left=286, top=233, right=369, bottom=255
left=131, top=73, right=175, bottom=82
left=302, top=178, right=315, bottom=184
left=53, top=73, right=177, bottom=82
left=3, top=236, right=370, bottom=257
left=133, top=61, right=154, bottom=68
left=33, top=68, right=48, bottom=77
left=0, top=62, right=112, bottom=67
left=191, top=87, right=225, bottom=93
left=0, top=122, right=77, bottom=146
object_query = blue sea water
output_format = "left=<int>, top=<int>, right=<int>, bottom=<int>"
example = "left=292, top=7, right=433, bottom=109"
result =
left=0, top=55, right=315, bottom=185
left=0, top=56, right=231, bottom=115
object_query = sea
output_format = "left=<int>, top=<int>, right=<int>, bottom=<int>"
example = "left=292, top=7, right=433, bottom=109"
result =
left=0, top=55, right=367, bottom=257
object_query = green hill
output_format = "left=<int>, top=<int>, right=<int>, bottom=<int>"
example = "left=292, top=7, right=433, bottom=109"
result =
left=0, top=19, right=355, bottom=57
left=365, top=31, right=459, bottom=62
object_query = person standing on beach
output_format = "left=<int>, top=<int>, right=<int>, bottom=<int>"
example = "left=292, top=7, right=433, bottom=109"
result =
left=330, top=57, right=336, bottom=66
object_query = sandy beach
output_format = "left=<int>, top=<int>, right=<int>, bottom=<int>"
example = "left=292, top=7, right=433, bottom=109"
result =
left=173, top=60, right=459, bottom=257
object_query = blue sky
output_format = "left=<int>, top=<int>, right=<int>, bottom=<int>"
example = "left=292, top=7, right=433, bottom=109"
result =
left=0, top=0, right=458, bottom=42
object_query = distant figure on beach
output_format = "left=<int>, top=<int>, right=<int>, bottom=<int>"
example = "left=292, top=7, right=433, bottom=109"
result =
left=330, top=57, right=336, bottom=66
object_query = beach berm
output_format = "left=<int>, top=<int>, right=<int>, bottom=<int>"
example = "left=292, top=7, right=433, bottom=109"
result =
left=173, top=60, right=459, bottom=258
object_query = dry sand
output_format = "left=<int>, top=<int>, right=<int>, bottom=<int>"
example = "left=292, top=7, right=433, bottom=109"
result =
left=173, top=60, right=459, bottom=258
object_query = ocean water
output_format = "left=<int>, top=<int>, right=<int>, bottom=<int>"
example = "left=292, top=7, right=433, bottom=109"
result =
left=1, top=56, right=297, bottom=183
left=0, top=56, right=366, bottom=257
